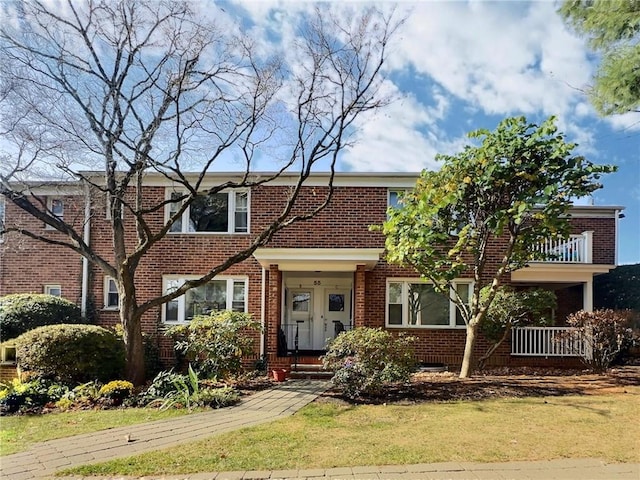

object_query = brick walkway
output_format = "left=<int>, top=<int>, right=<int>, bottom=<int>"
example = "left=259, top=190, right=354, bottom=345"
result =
left=1, top=379, right=638, bottom=480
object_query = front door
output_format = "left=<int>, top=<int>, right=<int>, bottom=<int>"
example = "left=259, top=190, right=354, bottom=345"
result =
left=289, top=289, right=313, bottom=350
left=284, top=277, right=352, bottom=352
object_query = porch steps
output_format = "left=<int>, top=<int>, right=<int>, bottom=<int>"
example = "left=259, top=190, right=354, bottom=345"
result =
left=289, top=362, right=334, bottom=380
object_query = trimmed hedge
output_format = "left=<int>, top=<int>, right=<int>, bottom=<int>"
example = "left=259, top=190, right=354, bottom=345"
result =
left=0, top=294, right=83, bottom=340
left=14, top=324, right=125, bottom=382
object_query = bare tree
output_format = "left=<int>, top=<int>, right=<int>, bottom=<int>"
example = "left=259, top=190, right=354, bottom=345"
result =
left=0, top=0, right=399, bottom=384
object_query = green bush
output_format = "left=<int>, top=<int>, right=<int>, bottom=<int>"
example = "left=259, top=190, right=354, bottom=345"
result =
left=322, top=327, right=417, bottom=399
left=14, top=324, right=125, bottom=383
left=0, top=377, right=63, bottom=414
left=166, top=311, right=261, bottom=379
left=0, top=293, right=83, bottom=340
left=99, top=380, right=134, bottom=405
left=198, top=386, right=240, bottom=408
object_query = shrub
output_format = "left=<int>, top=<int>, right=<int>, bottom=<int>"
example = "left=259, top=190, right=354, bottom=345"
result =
left=564, top=309, right=635, bottom=372
left=99, top=380, right=134, bottom=404
left=322, top=327, right=416, bottom=399
left=478, top=287, right=556, bottom=368
left=0, top=293, right=83, bottom=340
left=198, top=386, right=240, bottom=408
left=0, top=377, right=54, bottom=414
left=166, top=311, right=261, bottom=379
left=14, top=324, right=125, bottom=382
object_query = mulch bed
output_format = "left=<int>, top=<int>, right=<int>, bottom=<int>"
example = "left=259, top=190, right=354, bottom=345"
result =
left=319, top=365, right=640, bottom=405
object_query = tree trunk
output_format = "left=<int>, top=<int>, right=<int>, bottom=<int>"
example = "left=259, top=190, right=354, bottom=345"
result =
left=460, top=322, right=478, bottom=378
left=120, top=305, right=146, bottom=386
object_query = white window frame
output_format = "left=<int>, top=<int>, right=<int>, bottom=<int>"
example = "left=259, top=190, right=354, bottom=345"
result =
left=165, top=189, right=250, bottom=234
left=44, top=284, right=62, bottom=297
left=104, top=276, right=119, bottom=309
left=1, top=344, right=16, bottom=365
left=385, top=278, right=472, bottom=329
left=45, top=197, right=64, bottom=229
left=162, top=275, right=249, bottom=324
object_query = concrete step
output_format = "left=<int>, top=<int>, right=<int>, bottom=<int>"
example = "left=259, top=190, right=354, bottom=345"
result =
left=289, top=369, right=334, bottom=380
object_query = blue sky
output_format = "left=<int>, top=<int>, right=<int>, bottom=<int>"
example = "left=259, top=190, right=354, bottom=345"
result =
left=230, top=1, right=639, bottom=264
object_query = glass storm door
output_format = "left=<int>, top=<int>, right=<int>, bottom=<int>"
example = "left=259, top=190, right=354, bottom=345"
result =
left=289, top=289, right=313, bottom=350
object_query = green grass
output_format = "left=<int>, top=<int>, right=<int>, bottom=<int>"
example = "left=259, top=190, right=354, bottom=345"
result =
left=65, top=388, right=640, bottom=476
left=0, top=408, right=193, bottom=456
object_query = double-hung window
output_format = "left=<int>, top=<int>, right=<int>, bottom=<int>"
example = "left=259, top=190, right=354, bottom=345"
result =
left=386, top=279, right=471, bottom=328
left=163, top=276, right=248, bottom=324
left=104, top=277, right=119, bottom=309
left=167, top=189, right=249, bottom=234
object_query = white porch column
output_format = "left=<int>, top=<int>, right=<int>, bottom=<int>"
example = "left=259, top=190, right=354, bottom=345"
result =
left=583, top=278, right=593, bottom=312
left=583, top=231, right=593, bottom=263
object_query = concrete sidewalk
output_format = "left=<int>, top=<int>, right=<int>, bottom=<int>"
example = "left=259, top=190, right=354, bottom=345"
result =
left=53, top=459, right=640, bottom=479
left=2, top=379, right=638, bottom=480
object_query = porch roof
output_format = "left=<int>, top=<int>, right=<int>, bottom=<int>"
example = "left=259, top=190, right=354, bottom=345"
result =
left=253, top=248, right=384, bottom=272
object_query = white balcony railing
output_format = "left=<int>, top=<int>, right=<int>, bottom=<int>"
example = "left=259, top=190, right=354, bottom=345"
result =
left=511, top=327, right=591, bottom=359
left=530, top=231, right=593, bottom=263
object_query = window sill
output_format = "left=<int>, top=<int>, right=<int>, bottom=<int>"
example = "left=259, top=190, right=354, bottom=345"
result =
left=103, top=307, right=120, bottom=311
left=386, top=324, right=467, bottom=330
left=167, top=231, right=250, bottom=236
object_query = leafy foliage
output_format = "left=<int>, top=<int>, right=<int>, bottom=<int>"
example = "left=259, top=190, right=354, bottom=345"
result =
left=560, top=0, right=640, bottom=114
left=382, top=115, right=615, bottom=377
left=0, top=377, right=52, bottom=414
left=166, top=311, right=261, bottom=379
left=14, top=324, right=125, bottom=383
left=143, top=365, right=239, bottom=410
left=478, top=287, right=557, bottom=368
left=322, top=327, right=416, bottom=399
left=99, top=380, right=134, bottom=405
left=564, top=309, right=636, bottom=371
left=0, top=294, right=83, bottom=340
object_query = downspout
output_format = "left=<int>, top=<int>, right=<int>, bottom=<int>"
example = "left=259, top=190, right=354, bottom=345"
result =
left=81, top=182, right=91, bottom=318
left=260, top=266, right=266, bottom=357
left=614, top=209, right=620, bottom=266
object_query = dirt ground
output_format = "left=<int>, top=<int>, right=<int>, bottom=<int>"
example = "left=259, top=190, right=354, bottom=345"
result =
left=321, top=365, right=640, bottom=404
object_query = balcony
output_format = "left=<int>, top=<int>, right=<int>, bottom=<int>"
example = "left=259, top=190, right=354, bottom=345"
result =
left=511, top=327, right=591, bottom=359
left=530, top=232, right=592, bottom=264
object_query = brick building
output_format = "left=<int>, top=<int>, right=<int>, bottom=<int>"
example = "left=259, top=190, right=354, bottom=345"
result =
left=0, top=172, right=623, bottom=373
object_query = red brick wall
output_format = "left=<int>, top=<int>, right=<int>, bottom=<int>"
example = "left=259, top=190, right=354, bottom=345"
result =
left=0, top=195, right=84, bottom=304
left=0, top=184, right=618, bottom=371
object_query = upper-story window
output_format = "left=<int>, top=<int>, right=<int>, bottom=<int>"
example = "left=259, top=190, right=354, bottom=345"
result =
left=387, top=279, right=470, bottom=328
left=167, top=190, right=249, bottom=234
left=48, top=197, right=64, bottom=220
left=388, top=190, right=405, bottom=209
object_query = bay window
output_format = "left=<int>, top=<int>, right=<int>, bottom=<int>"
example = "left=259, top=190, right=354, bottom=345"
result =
left=163, top=276, right=248, bottom=323
left=167, top=189, right=249, bottom=234
left=386, top=279, right=471, bottom=328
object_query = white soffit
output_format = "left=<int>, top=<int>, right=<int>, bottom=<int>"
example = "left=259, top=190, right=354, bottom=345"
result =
left=253, top=248, right=384, bottom=271
left=511, top=263, right=615, bottom=283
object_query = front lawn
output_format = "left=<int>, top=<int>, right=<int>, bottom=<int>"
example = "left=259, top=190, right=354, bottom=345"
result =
left=0, top=408, right=193, bottom=456
left=64, top=387, right=640, bottom=476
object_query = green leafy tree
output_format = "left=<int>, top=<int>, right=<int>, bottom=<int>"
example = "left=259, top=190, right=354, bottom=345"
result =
left=478, top=287, right=557, bottom=369
left=383, top=116, right=615, bottom=378
left=594, top=263, right=640, bottom=312
left=560, top=0, right=640, bottom=115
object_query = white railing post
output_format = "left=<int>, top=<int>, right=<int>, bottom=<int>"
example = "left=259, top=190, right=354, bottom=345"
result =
left=583, top=231, right=593, bottom=263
